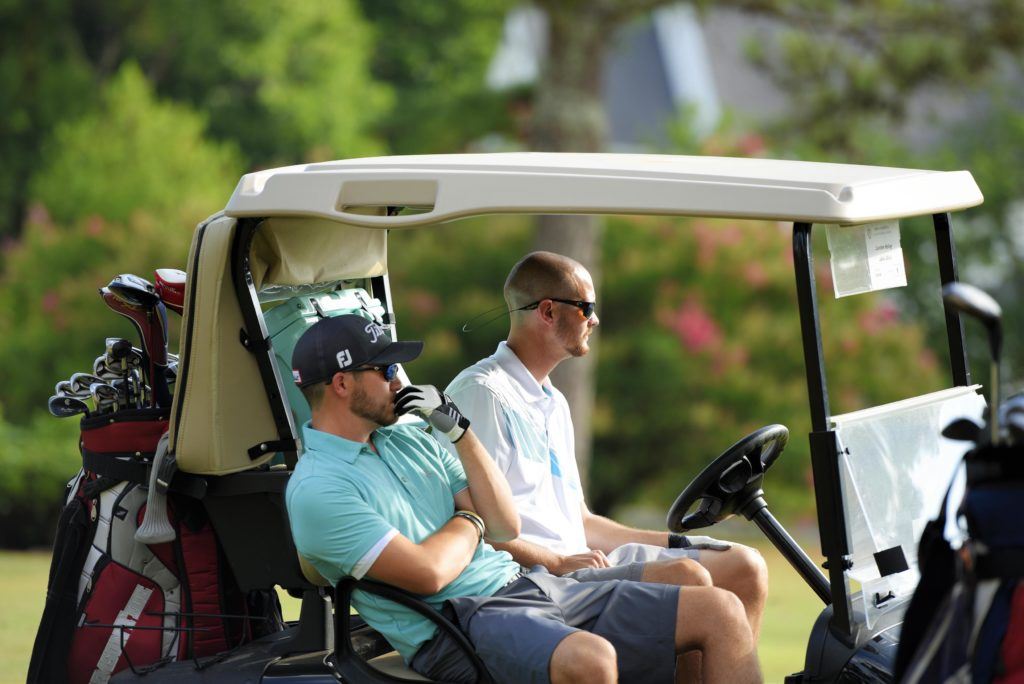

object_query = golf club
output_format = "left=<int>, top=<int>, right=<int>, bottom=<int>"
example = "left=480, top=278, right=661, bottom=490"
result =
left=154, top=268, right=186, bottom=316
left=107, top=275, right=170, bottom=403
left=54, top=380, right=75, bottom=397
left=69, top=372, right=104, bottom=397
left=100, top=284, right=170, bottom=407
left=105, top=337, right=135, bottom=407
left=942, top=282, right=1003, bottom=444
left=90, top=382, right=119, bottom=413
left=47, top=394, right=90, bottom=418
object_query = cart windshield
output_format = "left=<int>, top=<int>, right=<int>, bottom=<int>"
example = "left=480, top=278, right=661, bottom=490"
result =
left=831, top=386, right=985, bottom=629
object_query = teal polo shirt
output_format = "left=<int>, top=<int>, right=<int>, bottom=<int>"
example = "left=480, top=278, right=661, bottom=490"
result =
left=286, top=421, right=519, bottom=662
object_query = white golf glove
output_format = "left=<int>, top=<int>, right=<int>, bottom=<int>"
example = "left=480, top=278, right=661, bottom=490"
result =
left=394, top=384, right=471, bottom=442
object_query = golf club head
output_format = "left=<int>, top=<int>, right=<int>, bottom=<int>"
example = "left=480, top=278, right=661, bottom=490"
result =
left=100, top=287, right=149, bottom=355
left=107, top=274, right=159, bottom=307
left=70, top=372, right=104, bottom=395
left=106, top=337, right=134, bottom=363
left=54, top=380, right=73, bottom=396
left=90, top=382, right=119, bottom=412
left=48, top=395, right=89, bottom=418
left=154, top=268, right=186, bottom=315
left=941, top=282, right=1003, bottom=362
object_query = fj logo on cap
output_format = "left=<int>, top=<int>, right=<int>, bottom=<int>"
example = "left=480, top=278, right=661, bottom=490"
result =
left=336, top=349, right=353, bottom=368
left=364, top=322, right=385, bottom=343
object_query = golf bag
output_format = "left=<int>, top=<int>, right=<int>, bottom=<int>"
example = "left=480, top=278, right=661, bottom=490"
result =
left=28, top=408, right=278, bottom=684
left=895, top=442, right=1024, bottom=683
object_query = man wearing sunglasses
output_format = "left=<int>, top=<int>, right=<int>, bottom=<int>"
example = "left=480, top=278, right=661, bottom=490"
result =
left=444, top=251, right=769, bottom=642
left=285, top=314, right=762, bottom=683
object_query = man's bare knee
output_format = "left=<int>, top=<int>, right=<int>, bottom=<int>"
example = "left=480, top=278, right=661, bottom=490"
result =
left=550, top=632, right=617, bottom=684
left=676, top=586, right=752, bottom=651
left=642, top=558, right=712, bottom=587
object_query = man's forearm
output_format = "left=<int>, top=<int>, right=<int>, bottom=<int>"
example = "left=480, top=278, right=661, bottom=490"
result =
left=583, top=512, right=668, bottom=553
left=453, top=429, right=520, bottom=541
left=490, top=537, right=563, bottom=570
left=369, top=516, right=482, bottom=595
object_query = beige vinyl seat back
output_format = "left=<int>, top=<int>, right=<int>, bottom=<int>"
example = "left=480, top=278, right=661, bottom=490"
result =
left=168, top=214, right=387, bottom=475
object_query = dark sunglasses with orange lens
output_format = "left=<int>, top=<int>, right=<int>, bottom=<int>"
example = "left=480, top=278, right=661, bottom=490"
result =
left=521, top=298, right=596, bottom=319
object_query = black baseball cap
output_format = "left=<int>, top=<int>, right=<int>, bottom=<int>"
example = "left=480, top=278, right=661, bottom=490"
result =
left=291, top=314, right=423, bottom=388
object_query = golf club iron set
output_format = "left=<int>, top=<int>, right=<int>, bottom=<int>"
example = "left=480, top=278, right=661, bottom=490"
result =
left=46, top=269, right=186, bottom=419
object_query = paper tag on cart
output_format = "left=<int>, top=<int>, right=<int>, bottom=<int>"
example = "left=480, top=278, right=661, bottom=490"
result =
left=826, top=221, right=907, bottom=298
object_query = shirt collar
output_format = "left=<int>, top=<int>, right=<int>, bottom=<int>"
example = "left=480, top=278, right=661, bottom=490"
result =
left=493, top=341, right=553, bottom=403
left=301, top=421, right=392, bottom=464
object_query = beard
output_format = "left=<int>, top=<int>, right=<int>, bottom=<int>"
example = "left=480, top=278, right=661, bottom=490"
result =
left=556, top=315, right=590, bottom=358
left=350, top=383, right=397, bottom=427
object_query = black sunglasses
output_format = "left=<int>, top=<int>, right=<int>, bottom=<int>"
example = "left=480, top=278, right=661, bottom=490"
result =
left=329, top=363, right=400, bottom=383
left=521, top=298, right=596, bottom=319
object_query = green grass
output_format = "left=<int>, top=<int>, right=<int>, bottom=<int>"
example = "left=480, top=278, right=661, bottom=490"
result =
left=5, top=539, right=823, bottom=683
left=0, top=551, right=50, bottom=684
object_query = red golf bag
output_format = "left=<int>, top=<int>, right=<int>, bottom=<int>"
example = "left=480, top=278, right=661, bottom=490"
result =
left=28, top=408, right=280, bottom=683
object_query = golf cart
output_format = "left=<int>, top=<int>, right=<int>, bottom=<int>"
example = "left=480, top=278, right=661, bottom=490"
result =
left=48, top=153, right=987, bottom=682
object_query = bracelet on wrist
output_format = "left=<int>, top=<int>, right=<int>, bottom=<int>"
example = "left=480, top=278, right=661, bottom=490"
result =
left=453, top=510, right=485, bottom=541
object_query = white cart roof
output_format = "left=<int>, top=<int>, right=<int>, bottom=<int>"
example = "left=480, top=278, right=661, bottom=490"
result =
left=225, top=152, right=983, bottom=227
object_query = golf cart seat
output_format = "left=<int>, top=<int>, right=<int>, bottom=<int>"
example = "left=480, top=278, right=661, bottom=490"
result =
left=296, top=553, right=490, bottom=683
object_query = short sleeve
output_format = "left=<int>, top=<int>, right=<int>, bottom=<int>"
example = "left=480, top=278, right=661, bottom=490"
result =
left=288, top=477, right=396, bottom=583
left=444, top=379, right=514, bottom=474
left=435, top=437, right=469, bottom=496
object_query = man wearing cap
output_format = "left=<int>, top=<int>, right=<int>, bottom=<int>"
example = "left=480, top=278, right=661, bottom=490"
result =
left=286, top=314, right=761, bottom=684
left=444, top=251, right=769, bottom=640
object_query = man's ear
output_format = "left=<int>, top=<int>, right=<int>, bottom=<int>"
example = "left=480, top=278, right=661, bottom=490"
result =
left=538, top=299, right=557, bottom=326
left=326, top=372, right=351, bottom=398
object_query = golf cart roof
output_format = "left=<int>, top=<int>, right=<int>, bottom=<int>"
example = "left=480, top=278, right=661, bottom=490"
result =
left=225, top=152, right=983, bottom=227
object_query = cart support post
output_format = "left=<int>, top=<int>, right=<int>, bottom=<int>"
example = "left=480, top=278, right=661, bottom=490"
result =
left=933, top=213, right=971, bottom=387
left=792, top=222, right=854, bottom=642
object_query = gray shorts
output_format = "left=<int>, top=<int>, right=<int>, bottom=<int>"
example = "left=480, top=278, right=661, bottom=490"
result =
left=564, top=538, right=731, bottom=583
left=410, top=569, right=679, bottom=684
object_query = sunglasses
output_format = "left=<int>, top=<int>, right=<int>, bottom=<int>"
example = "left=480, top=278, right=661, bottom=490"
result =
left=330, top=363, right=400, bottom=382
left=521, top=298, right=597, bottom=319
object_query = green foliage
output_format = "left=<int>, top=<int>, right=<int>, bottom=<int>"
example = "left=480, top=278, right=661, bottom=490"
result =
left=740, top=0, right=1024, bottom=156
left=0, top=0, right=96, bottom=237
left=30, top=63, right=241, bottom=225
left=0, top=410, right=81, bottom=548
left=356, top=0, right=515, bottom=153
left=0, top=63, right=241, bottom=422
left=588, top=216, right=943, bottom=516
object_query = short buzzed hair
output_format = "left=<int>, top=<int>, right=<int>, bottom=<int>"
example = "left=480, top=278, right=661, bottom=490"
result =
left=504, top=251, right=588, bottom=312
left=300, top=382, right=326, bottom=412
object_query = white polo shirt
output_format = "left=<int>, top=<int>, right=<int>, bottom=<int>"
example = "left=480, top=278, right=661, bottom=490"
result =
left=444, top=342, right=589, bottom=555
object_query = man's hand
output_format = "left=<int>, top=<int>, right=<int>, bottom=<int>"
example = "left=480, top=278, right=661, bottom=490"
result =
left=395, top=385, right=471, bottom=442
left=551, top=550, right=610, bottom=575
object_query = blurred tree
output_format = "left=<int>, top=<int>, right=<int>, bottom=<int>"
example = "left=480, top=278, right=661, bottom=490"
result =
left=0, top=0, right=389, bottom=244
left=0, top=0, right=96, bottom=239
left=736, top=0, right=1024, bottom=157
left=0, top=63, right=242, bottom=422
left=356, top=0, right=516, bottom=154
left=69, top=0, right=391, bottom=165
left=520, top=0, right=1024, bottom=489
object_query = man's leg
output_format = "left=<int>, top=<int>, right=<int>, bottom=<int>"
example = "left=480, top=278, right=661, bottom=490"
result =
left=675, top=585, right=761, bottom=684
left=691, top=545, right=769, bottom=638
left=614, top=542, right=769, bottom=639
left=549, top=632, right=617, bottom=684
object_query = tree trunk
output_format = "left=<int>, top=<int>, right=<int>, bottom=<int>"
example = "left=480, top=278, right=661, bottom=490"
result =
left=528, top=4, right=612, bottom=490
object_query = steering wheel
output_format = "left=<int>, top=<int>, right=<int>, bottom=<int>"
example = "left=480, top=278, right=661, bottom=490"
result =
left=666, top=424, right=789, bottom=533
